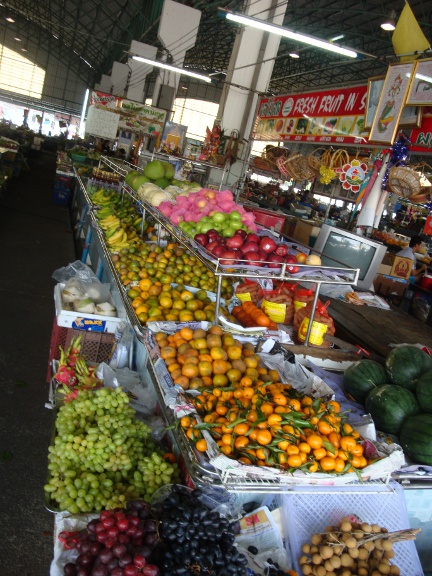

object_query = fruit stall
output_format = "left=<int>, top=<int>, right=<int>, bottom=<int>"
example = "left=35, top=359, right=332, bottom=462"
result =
left=44, top=157, right=432, bottom=576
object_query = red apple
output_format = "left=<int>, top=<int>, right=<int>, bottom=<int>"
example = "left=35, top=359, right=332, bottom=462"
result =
left=247, top=233, right=260, bottom=244
left=219, top=249, right=238, bottom=266
left=243, top=251, right=261, bottom=267
left=267, top=254, right=284, bottom=268
left=194, top=233, right=208, bottom=247
left=241, top=241, right=260, bottom=255
left=259, top=236, right=277, bottom=254
left=284, top=254, right=299, bottom=274
left=275, top=243, right=289, bottom=257
left=234, top=229, right=247, bottom=239
left=212, top=244, right=225, bottom=258
left=206, top=229, right=220, bottom=240
left=226, top=235, right=244, bottom=249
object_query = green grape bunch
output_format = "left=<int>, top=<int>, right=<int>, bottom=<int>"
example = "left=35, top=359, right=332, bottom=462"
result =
left=44, top=387, right=179, bottom=514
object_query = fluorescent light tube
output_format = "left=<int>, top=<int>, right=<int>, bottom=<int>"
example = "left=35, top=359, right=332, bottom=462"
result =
left=225, top=12, right=357, bottom=58
left=132, top=56, right=211, bottom=83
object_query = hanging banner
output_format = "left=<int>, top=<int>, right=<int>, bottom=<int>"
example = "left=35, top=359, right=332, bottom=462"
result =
left=88, top=91, right=167, bottom=137
left=254, top=86, right=368, bottom=144
left=409, top=109, right=432, bottom=152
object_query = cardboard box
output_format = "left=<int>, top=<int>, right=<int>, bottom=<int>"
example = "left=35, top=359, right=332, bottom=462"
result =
left=378, top=264, right=392, bottom=276
left=373, top=274, right=408, bottom=298
left=390, top=255, right=414, bottom=280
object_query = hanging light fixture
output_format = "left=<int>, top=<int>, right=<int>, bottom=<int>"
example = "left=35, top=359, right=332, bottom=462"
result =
left=381, top=10, right=397, bottom=31
left=222, top=10, right=357, bottom=58
left=289, top=50, right=300, bottom=59
left=6, top=16, right=15, bottom=23
left=14, top=37, right=21, bottom=42
left=132, top=55, right=212, bottom=83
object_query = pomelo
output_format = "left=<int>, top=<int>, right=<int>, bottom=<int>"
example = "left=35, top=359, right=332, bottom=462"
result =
left=144, top=160, right=165, bottom=181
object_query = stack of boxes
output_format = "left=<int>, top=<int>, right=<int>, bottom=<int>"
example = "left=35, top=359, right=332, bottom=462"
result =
left=373, top=253, right=414, bottom=297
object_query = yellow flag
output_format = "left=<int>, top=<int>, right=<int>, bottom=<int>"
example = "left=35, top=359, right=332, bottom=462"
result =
left=392, top=2, right=430, bottom=61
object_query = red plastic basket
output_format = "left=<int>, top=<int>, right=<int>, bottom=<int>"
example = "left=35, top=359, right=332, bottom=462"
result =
left=47, top=318, right=116, bottom=382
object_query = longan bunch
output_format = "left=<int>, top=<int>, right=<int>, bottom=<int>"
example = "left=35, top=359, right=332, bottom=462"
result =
left=299, top=518, right=400, bottom=576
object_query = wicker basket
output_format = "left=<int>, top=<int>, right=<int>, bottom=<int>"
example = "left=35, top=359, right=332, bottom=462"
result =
left=280, top=154, right=317, bottom=181
left=330, top=149, right=350, bottom=172
left=307, top=148, right=325, bottom=173
left=262, top=145, right=290, bottom=170
left=388, top=166, right=422, bottom=198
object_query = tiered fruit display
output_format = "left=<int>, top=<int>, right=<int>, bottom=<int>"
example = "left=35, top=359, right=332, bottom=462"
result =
left=155, top=326, right=371, bottom=474
left=343, top=345, right=432, bottom=465
left=158, top=189, right=257, bottom=232
left=44, top=387, right=179, bottom=514
left=298, top=518, right=418, bottom=575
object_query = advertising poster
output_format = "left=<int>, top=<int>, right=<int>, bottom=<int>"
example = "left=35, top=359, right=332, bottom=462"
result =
left=88, top=91, right=167, bottom=137
left=253, top=86, right=368, bottom=145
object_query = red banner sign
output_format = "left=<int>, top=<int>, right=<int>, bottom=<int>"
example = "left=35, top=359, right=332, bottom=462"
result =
left=409, top=111, right=432, bottom=152
left=254, top=86, right=368, bottom=145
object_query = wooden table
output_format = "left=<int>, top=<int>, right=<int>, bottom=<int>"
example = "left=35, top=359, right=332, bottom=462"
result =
left=328, top=297, right=432, bottom=359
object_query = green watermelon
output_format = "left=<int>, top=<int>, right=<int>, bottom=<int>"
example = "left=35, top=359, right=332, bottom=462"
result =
left=415, top=371, right=432, bottom=413
left=365, top=384, right=420, bottom=435
left=343, top=360, right=388, bottom=404
left=385, top=345, right=432, bottom=391
left=400, top=413, right=432, bottom=465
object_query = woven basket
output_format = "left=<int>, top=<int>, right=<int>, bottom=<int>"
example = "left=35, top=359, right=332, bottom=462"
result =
left=262, top=145, right=290, bottom=170
left=330, top=149, right=350, bottom=171
left=308, top=148, right=326, bottom=173
left=277, top=156, right=292, bottom=178
left=388, top=166, right=422, bottom=198
left=281, top=154, right=317, bottom=181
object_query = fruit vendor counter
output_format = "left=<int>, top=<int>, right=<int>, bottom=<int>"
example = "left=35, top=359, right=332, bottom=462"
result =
left=327, top=296, right=432, bottom=358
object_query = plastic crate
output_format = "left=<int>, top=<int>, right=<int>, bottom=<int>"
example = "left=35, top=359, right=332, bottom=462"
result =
left=53, top=188, right=70, bottom=206
left=47, top=318, right=116, bottom=382
left=250, top=208, right=286, bottom=232
left=71, top=153, right=87, bottom=163
left=280, top=482, right=424, bottom=576
left=55, top=174, right=74, bottom=190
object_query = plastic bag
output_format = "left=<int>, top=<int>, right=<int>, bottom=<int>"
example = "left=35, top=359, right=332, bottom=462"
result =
left=109, top=323, right=134, bottom=369
left=52, top=260, right=99, bottom=283
left=96, top=363, right=157, bottom=416
left=61, top=278, right=111, bottom=306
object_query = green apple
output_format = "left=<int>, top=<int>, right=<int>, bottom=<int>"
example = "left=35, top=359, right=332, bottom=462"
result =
left=229, top=210, right=242, bottom=223
left=212, top=211, right=226, bottom=223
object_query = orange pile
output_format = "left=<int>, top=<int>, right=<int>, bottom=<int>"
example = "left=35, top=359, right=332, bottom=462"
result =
left=232, top=301, right=278, bottom=330
left=128, top=283, right=218, bottom=325
left=156, top=327, right=373, bottom=474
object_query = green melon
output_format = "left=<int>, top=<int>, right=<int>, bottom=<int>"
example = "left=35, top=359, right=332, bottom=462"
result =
left=385, top=345, right=432, bottom=391
left=415, top=371, right=432, bottom=413
left=343, top=360, right=388, bottom=405
left=125, top=170, right=139, bottom=186
left=365, top=384, right=420, bottom=435
left=154, top=177, right=170, bottom=190
left=162, top=161, right=175, bottom=180
left=400, top=413, right=432, bottom=465
left=144, top=159, right=165, bottom=181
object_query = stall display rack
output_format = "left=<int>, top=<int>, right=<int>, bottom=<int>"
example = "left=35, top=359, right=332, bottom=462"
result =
left=96, top=154, right=361, bottom=347
left=118, top=177, right=360, bottom=347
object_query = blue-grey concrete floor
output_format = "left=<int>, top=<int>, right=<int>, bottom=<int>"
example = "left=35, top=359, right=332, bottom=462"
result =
left=0, top=150, right=76, bottom=575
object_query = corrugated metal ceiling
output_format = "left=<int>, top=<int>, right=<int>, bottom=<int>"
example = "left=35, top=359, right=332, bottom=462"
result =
left=1, top=0, right=431, bottom=97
